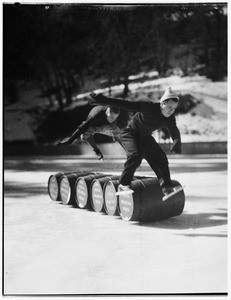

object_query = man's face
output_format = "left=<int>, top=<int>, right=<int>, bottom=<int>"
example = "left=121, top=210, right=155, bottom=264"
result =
left=106, top=108, right=119, bottom=123
left=160, top=99, right=178, bottom=117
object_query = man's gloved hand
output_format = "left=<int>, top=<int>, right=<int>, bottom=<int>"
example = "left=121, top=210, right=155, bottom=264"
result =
left=93, top=148, right=104, bottom=160
left=89, top=92, right=97, bottom=106
left=170, top=139, right=181, bottom=154
left=90, top=92, right=97, bottom=99
left=89, top=92, right=106, bottom=106
left=57, top=138, right=72, bottom=146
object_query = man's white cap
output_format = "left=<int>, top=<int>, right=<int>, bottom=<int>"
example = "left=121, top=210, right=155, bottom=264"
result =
left=160, top=87, right=179, bottom=103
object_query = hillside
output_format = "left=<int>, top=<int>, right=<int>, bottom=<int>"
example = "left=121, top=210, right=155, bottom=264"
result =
left=4, top=74, right=227, bottom=144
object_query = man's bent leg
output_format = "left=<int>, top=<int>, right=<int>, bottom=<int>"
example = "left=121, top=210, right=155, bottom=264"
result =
left=142, top=136, right=172, bottom=187
left=119, top=131, right=142, bottom=186
left=81, top=132, right=103, bottom=159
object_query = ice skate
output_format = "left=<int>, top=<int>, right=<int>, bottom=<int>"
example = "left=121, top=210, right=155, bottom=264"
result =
left=162, top=185, right=184, bottom=201
left=115, top=184, right=134, bottom=196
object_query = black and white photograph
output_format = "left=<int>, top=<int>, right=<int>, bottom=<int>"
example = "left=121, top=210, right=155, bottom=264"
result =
left=2, top=1, right=228, bottom=296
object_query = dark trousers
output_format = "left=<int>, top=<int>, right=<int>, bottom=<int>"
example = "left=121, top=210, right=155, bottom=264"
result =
left=119, top=130, right=171, bottom=187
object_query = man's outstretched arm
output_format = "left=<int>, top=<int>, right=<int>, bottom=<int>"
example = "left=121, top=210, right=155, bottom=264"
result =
left=90, top=92, right=149, bottom=112
left=57, top=119, right=93, bottom=146
left=57, top=106, right=103, bottom=146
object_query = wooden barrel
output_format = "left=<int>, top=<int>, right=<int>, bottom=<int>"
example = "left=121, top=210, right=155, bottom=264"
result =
left=118, top=177, right=185, bottom=222
left=75, top=174, right=110, bottom=209
left=103, top=179, right=120, bottom=216
left=90, top=175, right=120, bottom=212
left=102, top=176, right=147, bottom=216
left=48, top=171, right=78, bottom=201
left=59, top=171, right=93, bottom=205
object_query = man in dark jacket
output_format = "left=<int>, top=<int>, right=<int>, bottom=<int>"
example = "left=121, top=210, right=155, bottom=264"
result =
left=58, top=105, right=122, bottom=160
left=90, top=87, right=181, bottom=196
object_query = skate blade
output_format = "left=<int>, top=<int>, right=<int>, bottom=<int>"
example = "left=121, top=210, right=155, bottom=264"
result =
left=115, top=189, right=134, bottom=196
left=162, top=186, right=184, bottom=201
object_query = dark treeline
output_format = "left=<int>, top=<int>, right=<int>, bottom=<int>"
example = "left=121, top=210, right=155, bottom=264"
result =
left=3, top=3, right=227, bottom=109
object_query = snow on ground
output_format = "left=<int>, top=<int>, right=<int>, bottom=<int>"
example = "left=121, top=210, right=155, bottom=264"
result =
left=177, top=113, right=227, bottom=142
left=4, top=74, right=227, bottom=143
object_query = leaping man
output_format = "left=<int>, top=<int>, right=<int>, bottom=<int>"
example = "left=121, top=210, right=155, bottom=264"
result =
left=90, top=87, right=182, bottom=199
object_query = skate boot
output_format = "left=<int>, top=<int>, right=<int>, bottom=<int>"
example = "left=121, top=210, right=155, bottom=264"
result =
left=162, top=185, right=174, bottom=196
left=162, top=184, right=183, bottom=201
left=93, top=148, right=104, bottom=160
left=116, top=184, right=134, bottom=196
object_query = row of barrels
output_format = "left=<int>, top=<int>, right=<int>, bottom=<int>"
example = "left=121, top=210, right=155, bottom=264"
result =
left=48, top=171, right=185, bottom=222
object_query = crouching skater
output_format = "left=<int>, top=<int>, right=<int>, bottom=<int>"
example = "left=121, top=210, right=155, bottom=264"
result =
left=90, top=87, right=182, bottom=197
left=57, top=105, right=124, bottom=160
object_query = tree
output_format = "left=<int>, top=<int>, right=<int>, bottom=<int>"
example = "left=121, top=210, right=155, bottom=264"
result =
left=3, top=3, right=227, bottom=109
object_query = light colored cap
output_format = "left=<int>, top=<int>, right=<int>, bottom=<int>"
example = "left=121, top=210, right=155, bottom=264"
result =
left=160, top=87, right=179, bottom=103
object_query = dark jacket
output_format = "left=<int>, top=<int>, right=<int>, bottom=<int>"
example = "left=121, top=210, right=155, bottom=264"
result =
left=68, top=106, right=112, bottom=142
left=93, top=94, right=181, bottom=143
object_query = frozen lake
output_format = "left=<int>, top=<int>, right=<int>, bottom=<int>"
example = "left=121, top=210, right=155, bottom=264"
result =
left=3, top=155, right=228, bottom=295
